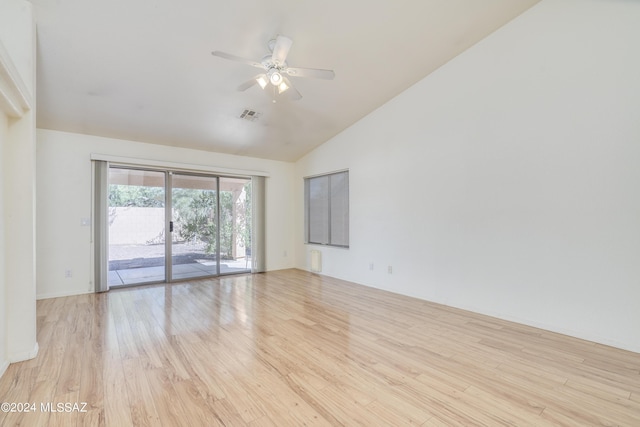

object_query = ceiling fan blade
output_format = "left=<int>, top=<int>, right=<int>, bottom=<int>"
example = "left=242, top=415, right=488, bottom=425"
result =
left=271, top=35, right=293, bottom=66
left=285, top=67, right=335, bottom=80
left=211, top=51, right=264, bottom=69
left=281, top=76, right=302, bottom=101
left=237, top=74, right=266, bottom=91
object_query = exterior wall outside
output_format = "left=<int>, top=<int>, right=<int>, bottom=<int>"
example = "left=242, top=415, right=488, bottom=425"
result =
left=109, top=207, right=164, bottom=245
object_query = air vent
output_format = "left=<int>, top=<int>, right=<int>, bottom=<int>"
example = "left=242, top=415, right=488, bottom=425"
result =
left=239, top=109, right=260, bottom=121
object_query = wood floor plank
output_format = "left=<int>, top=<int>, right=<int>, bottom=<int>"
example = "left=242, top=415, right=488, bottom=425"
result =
left=0, top=269, right=638, bottom=426
left=237, top=371, right=330, bottom=426
left=209, top=397, right=249, bottom=426
left=170, top=378, right=226, bottom=427
left=172, top=335, right=228, bottom=401
left=121, top=358, right=162, bottom=427
left=284, top=372, right=382, bottom=426
left=47, top=390, right=81, bottom=427
left=54, top=335, right=83, bottom=397
left=0, top=365, right=37, bottom=426
left=103, top=350, right=134, bottom=427
left=23, top=378, right=56, bottom=427
left=34, top=322, right=67, bottom=383
left=143, top=367, right=192, bottom=427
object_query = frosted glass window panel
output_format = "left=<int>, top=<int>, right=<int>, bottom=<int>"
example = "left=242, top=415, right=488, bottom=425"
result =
left=304, top=170, right=349, bottom=247
left=307, top=175, right=330, bottom=244
left=330, top=173, right=349, bottom=247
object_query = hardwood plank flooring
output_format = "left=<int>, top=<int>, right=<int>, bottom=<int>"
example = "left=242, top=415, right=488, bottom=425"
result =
left=1, top=269, right=639, bottom=426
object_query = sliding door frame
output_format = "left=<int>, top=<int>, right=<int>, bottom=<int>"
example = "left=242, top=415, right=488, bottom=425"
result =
left=166, top=171, right=173, bottom=282
left=167, top=171, right=224, bottom=281
left=105, top=164, right=252, bottom=287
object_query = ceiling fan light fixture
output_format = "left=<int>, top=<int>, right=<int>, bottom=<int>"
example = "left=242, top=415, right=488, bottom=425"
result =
left=278, top=81, right=289, bottom=94
left=268, top=69, right=283, bottom=86
left=256, top=76, right=268, bottom=89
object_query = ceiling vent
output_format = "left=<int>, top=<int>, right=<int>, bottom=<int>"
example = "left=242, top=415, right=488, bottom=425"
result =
left=239, top=109, right=260, bottom=122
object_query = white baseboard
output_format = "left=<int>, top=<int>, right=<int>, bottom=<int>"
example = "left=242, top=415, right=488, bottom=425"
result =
left=37, top=289, right=92, bottom=300
left=8, top=341, right=39, bottom=363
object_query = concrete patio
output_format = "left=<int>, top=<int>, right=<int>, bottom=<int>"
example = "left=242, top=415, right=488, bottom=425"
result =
left=108, top=242, right=250, bottom=286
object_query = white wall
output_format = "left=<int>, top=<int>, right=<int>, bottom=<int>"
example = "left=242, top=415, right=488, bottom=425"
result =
left=0, top=110, right=7, bottom=376
left=0, top=0, right=34, bottom=93
left=0, top=0, right=38, bottom=370
left=294, top=0, right=640, bottom=353
left=36, top=129, right=295, bottom=299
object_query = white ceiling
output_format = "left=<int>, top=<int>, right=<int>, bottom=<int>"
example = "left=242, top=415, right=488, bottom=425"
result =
left=29, top=0, right=539, bottom=162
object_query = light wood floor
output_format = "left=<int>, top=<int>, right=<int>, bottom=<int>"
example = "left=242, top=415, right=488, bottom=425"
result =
left=1, top=269, right=639, bottom=426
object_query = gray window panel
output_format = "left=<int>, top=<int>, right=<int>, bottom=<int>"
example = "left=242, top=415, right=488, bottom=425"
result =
left=329, top=173, right=349, bottom=247
left=305, top=170, right=349, bottom=247
left=308, top=175, right=329, bottom=244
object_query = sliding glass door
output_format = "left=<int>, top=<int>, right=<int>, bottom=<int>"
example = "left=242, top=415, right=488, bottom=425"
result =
left=108, top=168, right=166, bottom=286
left=107, top=167, right=251, bottom=287
left=170, top=174, right=219, bottom=281
left=169, top=175, right=253, bottom=279
left=218, top=177, right=253, bottom=274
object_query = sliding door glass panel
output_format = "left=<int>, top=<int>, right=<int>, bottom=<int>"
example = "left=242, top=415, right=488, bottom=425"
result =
left=219, top=177, right=252, bottom=274
left=106, top=168, right=252, bottom=286
left=108, top=168, right=166, bottom=286
left=171, top=174, right=219, bottom=280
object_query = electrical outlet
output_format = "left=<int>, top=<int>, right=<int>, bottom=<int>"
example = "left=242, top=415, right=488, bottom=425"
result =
left=388, top=266, right=393, bottom=274
left=65, top=269, right=72, bottom=278
left=369, top=263, right=374, bottom=271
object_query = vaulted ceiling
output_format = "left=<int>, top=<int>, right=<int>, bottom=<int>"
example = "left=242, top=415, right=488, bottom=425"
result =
left=29, top=0, right=539, bottom=162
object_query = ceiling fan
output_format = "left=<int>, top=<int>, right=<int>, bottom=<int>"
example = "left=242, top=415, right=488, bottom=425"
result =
left=212, top=35, right=335, bottom=101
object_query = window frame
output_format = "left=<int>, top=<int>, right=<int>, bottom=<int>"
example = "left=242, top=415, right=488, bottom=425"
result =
left=304, top=170, right=349, bottom=248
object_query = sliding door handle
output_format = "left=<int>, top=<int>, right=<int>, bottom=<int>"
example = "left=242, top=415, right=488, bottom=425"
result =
left=169, top=221, right=174, bottom=232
